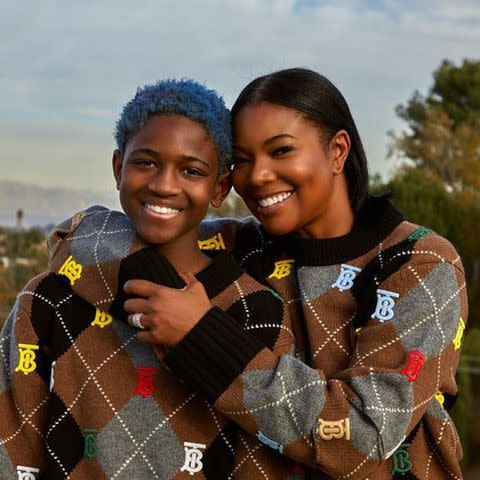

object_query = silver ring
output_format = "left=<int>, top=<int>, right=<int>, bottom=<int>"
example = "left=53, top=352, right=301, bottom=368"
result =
left=131, top=312, right=145, bottom=330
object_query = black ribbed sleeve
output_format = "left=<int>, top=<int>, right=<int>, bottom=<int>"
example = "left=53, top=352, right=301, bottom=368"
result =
left=165, top=306, right=264, bottom=402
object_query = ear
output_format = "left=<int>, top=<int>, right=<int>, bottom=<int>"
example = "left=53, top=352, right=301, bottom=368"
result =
left=210, top=172, right=232, bottom=208
left=112, top=149, right=123, bottom=189
left=330, top=130, right=350, bottom=175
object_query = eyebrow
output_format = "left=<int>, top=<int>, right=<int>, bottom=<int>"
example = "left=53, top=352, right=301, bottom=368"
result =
left=181, top=155, right=211, bottom=169
left=128, top=148, right=210, bottom=168
left=128, top=148, right=160, bottom=158
left=234, top=133, right=297, bottom=152
left=264, top=134, right=296, bottom=146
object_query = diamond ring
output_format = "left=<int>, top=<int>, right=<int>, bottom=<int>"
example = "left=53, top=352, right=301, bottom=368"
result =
left=131, top=312, right=146, bottom=330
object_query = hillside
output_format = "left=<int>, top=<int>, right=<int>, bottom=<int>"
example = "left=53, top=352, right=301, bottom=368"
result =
left=0, top=180, right=120, bottom=227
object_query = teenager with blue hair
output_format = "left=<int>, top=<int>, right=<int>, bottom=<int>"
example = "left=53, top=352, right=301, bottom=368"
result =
left=0, top=79, right=289, bottom=478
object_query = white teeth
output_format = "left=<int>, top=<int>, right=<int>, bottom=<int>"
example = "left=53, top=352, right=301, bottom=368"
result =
left=145, top=204, right=180, bottom=215
left=258, top=192, right=292, bottom=208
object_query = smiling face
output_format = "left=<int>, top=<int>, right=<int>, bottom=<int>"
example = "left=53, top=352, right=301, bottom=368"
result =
left=113, top=114, right=229, bottom=251
left=232, top=102, right=353, bottom=239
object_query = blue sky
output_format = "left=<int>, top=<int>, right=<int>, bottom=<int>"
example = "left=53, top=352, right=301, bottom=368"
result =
left=1, top=0, right=479, bottom=192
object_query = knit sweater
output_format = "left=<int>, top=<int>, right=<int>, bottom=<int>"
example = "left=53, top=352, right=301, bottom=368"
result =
left=164, top=196, right=467, bottom=479
left=0, top=206, right=293, bottom=479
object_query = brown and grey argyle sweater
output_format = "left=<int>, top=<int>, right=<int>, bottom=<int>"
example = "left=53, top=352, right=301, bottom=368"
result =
left=164, top=195, right=467, bottom=479
left=0, top=206, right=295, bottom=479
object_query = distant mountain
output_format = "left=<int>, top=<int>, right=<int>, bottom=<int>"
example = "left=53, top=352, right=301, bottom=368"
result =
left=0, top=180, right=121, bottom=227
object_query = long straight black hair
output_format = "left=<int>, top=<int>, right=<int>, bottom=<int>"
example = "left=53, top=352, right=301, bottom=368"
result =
left=231, top=68, right=369, bottom=212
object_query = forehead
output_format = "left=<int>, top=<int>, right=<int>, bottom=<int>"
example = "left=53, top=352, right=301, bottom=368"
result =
left=233, top=102, right=309, bottom=138
left=126, top=114, right=217, bottom=157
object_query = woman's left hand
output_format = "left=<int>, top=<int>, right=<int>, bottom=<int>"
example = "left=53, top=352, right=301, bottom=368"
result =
left=123, top=272, right=212, bottom=347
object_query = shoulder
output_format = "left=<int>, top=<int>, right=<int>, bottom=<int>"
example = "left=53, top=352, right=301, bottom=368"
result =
left=353, top=222, right=465, bottom=318
left=387, top=221, right=463, bottom=272
left=47, top=205, right=144, bottom=272
left=47, top=205, right=135, bottom=252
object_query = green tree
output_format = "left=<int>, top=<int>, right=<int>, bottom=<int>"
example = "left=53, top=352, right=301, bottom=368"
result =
left=389, top=59, right=480, bottom=193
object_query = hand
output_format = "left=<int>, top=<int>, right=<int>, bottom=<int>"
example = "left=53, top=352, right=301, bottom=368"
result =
left=123, top=272, right=213, bottom=347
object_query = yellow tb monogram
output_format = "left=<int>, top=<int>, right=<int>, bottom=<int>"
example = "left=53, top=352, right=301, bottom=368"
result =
left=434, top=390, right=445, bottom=406
left=452, top=317, right=465, bottom=350
left=91, top=309, right=113, bottom=328
left=269, top=260, right=295, bottom=280
left=198, top=233, right=225, bottom=250
left=58, top=255, right=83, bottom=286
left=15, top=343, right=39, bottom=375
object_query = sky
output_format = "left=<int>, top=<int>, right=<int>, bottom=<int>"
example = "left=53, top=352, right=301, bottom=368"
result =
left=1, top=0, right=479, bottom=193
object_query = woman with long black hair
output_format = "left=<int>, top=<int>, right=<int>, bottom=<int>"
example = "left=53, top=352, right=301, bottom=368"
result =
left=153, top=68, right=467, bottom=479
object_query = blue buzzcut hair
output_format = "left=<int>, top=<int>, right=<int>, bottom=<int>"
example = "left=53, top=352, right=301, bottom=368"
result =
left=114, top=79, right=232, bottom=173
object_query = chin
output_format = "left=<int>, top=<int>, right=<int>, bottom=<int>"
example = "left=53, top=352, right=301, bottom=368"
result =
left=136, top=228, right=173, bottom=246
left=261, top=220, right=294, bottom=237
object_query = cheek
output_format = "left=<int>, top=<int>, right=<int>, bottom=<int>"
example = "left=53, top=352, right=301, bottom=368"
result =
left=231, top=169, right=247, bottom=194
left=293, top=155, right=330, bottom=184
left=191, top=184, right=216, bottom=210
left=120, top=170, right=140, bottom=189
left=285, top=162, right=315, bottom=186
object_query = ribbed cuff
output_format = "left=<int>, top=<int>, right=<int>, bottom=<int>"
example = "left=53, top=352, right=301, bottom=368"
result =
left=109, top=247, right=185, bottom=320
left=120, top=246, right=185, bottom=288
left=165, top=306, right=264, bottom=402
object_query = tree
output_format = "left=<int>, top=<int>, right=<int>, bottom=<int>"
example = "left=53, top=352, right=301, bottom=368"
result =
left=389, top=59, right=480, bottom=193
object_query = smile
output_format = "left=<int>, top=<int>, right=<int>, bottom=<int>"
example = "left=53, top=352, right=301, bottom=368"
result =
left=257, top=191, right=293, bottom=208
left=144, top=203, right=181, bottom=216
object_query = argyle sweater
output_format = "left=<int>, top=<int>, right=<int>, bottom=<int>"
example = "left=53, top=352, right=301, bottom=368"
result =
left=1, top=198, right=466, bottom=479
left=0, top=206, right=295, bottom=479
left=163, top=196, right=468, bottom=479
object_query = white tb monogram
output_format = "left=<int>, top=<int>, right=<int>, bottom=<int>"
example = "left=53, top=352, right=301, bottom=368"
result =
left=371, top=289, right=400, bottom=322
left=180, top=441, right=206, bottom=475
left=16, top=466, right=39, bottom=480
left=332, top=264, right=361, bottom=292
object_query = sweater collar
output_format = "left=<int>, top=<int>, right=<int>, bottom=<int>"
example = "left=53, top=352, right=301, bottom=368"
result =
left=277, top=195, right=404, bottom=266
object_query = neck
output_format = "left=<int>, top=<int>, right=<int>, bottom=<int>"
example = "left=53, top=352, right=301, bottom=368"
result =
left=297, top=177, right=354, bottom=239
left=156, top=239, right=211, bottom=275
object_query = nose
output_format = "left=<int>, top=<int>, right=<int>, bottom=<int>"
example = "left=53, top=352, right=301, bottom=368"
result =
left=147, top=166, right=181, bottom=196
left=248, top=156, right=277, bottom=187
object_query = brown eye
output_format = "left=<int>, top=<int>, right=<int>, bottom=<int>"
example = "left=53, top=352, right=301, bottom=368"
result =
left=272, top=145, right=295, bottom=157
left=233, top=156, right=250, bottom=166
left=183, top=167, right=205, bottom=176
left=132, top=159, right=156, bottom=167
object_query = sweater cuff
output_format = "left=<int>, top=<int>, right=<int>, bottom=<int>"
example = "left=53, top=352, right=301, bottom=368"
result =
left=109, top=247, right=185, bottom=320
left=165, top=306, right=264, bottom=402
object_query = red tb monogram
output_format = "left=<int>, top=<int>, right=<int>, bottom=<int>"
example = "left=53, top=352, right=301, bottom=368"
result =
left=134, top=366, right=158, bottom=398
left=401, top=350, right=425, bottom=382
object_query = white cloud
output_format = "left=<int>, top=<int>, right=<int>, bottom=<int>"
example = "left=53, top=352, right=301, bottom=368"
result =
left=0, top=0, right=479, bottom=191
